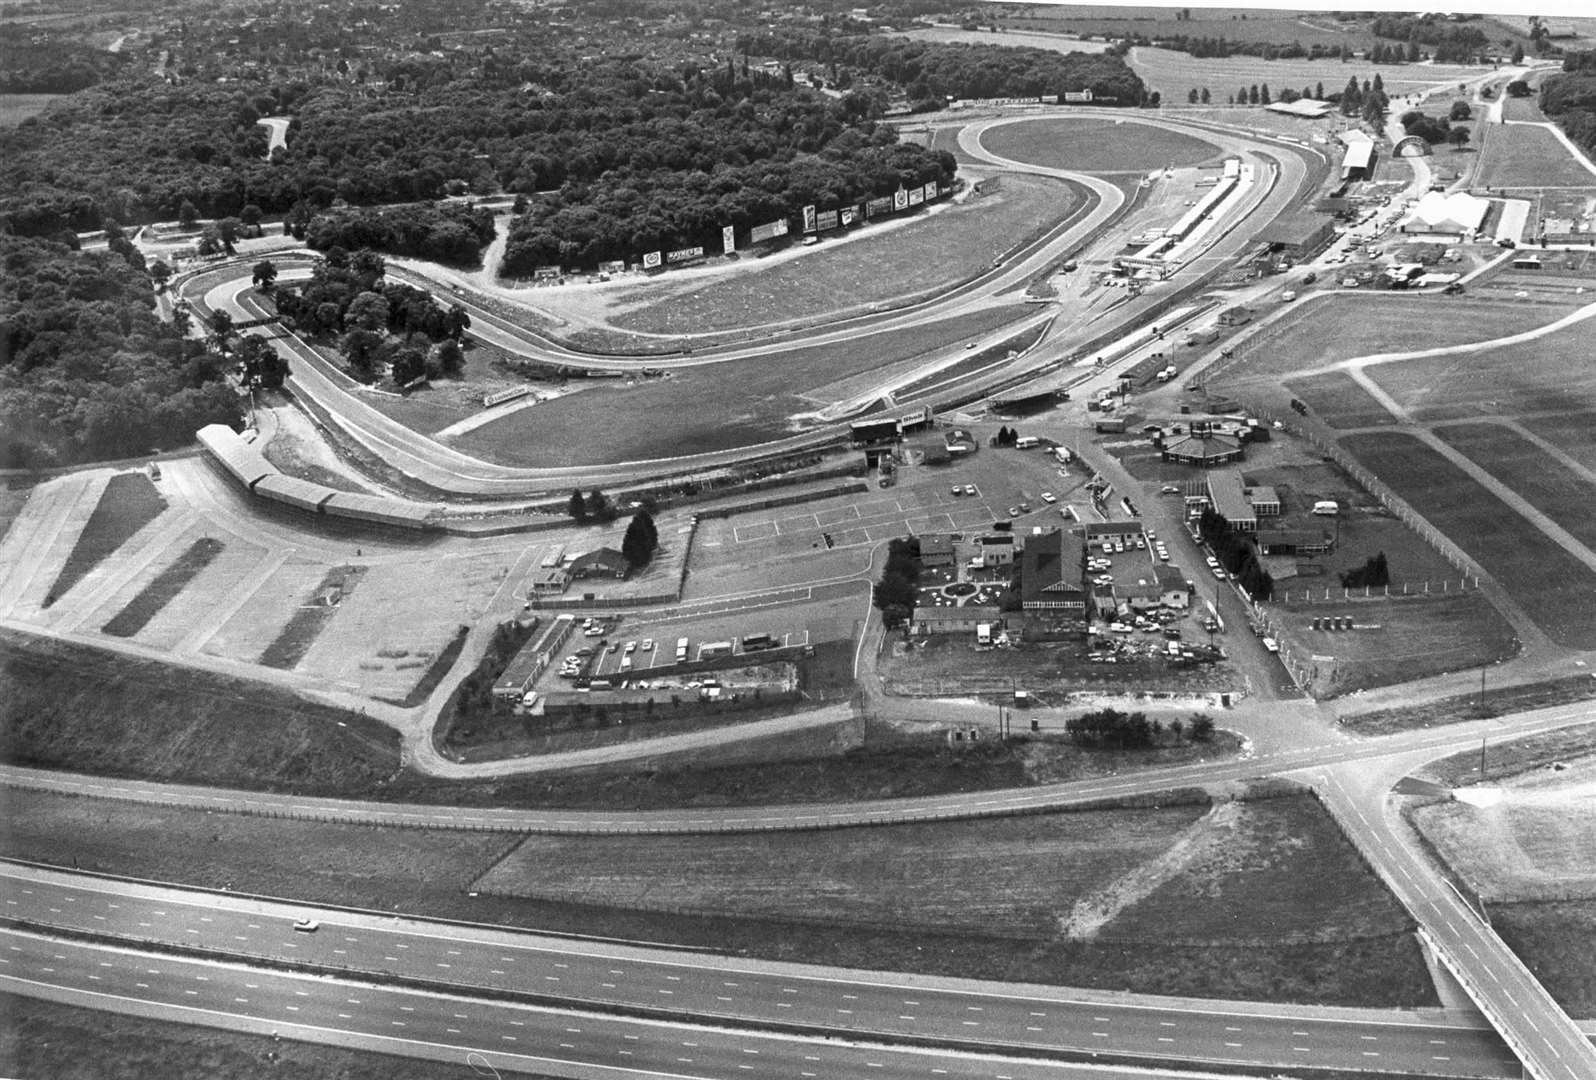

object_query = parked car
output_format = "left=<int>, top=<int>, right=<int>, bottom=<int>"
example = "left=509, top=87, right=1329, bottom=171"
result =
left=964, top=484, right=977, bottom=496
left=1041, top=492, right=1056, bottom=503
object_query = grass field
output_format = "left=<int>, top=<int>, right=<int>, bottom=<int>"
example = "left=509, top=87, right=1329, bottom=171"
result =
left=896, top=26, right=1113, bottom=54
left=609, top=174, right=1080, bottom=334
left=1435, top=423, right=1596, bottom=555
left=1213, top=296, right=1563, bottom=383
left=44, top=472, right=165, bottom=607
left=100, top=537, right=223, bottom=637
left=1129, top=47, right=1487, bottom=101
left=979, top=117, right=1221, bottom=173
left=0, top=93, right=66, bottom=126
left=472, top=784, right=1434, bottom=1005
left=1276, top=592, right=1519, bottom=699
left=1000, top=7, right=1382, bottom=51
left=0, top=993, right=530, bottom=1080
left=1340, top=431, right=1596, bottom=649
left=0, top=628, right=401, bottom=793
left=455, top=305, right=1030, bottom=467
left=1475, top=120, right=1596, bottom=190
left=1285, top=371, right=1398, bottom=429
left=1364, top=317, right=1596, bottom=422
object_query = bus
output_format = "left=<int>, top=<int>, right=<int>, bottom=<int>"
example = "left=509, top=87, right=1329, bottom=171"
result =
left=698, top=641, right=734, bottom=661
left=674, top=637, right=690, bottom=663
left=741, top=632, right=776, bottom=652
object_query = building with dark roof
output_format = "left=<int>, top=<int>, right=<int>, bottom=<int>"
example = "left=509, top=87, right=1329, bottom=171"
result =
left=1162, top=432, right=1244, bottom=467
left=570, top=546, right=630, bottom=579
left=919, top=534, right=957, bottom=567
left=1019, top=529, right=1088, bottom=613
left=1256, top=213, right=1335, bottom=259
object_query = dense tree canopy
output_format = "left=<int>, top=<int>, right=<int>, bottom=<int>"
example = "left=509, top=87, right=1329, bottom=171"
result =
left=0, top=236, right=237, bottom=468
left=302, top=202, right=496, bottom=266
left=1541, top=52, right=1596, bottom=159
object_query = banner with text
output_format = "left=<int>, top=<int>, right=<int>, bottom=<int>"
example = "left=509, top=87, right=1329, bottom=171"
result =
left=667, top=245, right=705, bottom=264
left=908, top=187, right=925, bottom=207
left=722, top=225, right=736, bottom=254
left=815, top=208, right=839, bottom=232
left=866, top=195, right=893, bottom=218
left=642, top=251, right=662, bottom=270
left=802, top=204, right=817, bottom=233
left=922, top=182, right=937, bottom=203
left=893, top=189, right=909, bottom=212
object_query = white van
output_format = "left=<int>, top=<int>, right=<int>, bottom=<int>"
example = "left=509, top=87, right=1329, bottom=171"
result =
left=1015, top=436, right=1040, bottom=450
left=1312, top=500, right=1340, bottom=516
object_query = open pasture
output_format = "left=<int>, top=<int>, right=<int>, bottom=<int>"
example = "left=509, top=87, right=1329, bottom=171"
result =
left=1129, top=48, right=1487, bottom=100
left=609, top=174, right=1083, bottom=335
left=1285, top=370, right=1398, bottom=429
left=895, top=26, right=1113, bottom=54
left=1275, top=592, right=1518, bottom=699
left=1363, top=314, right=1596, bottom=422
left=1213, top=295, right=1557, bottom=384
left=1475, top=120, right=1596, bottom=191
left=455, top=306, right=1028, bottom=467
left=1340, top=431, right=1596, bottom=649
left=1004, top=9, right=1374, bottom=51
left=979, top=116, right=1222, bottom=173
left=1434, top=423, right=1596, bottom=557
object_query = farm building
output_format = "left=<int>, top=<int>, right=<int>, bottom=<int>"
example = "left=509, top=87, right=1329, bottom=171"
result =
left=944, top=428, right=978, bottom=455
left=570, top=547, right=629, bottom=579
left=1402, top=191, right=1489, bottom=236
left=529, top=566, right=571, bottom=594
left=1266, top=98, right=1335, bottom=120
left=1256, top=213, right=1335, bottom=260
left=1161, top=431, right=1244, bottom=467
left=1019, top=529, right=1089, bottom=614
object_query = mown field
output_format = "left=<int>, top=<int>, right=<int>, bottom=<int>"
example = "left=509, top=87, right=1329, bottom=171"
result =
left=1339, top=431, right=1596, bottom=649
left=1275, top=592, right=1518, bottom=699
left=1286, top=370, right=1398, bottom=429
left=1213, top=295, right=1563, bottom=384
left=610, top=173, right=1082, bottom=334
left=1129, top=47, right=1487, bottom=101
left=472, top=784, right=1435, bottom=1006
left=1475, top=118, right=1596, bottom=190
left=1434, top=423, right=1596, bottom=555
left=1363, top=315, right=1596, bottom=422
left=1000, top=7, right=1382, bottom=51
left=0, top=629, right=401, bottom=793
left=978, top=116, right=1221, bottom=173
left=456, top=305, right=1030, bottom=467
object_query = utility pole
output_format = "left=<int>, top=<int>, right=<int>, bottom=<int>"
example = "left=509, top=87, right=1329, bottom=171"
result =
left=1479, top=731, right=1487, bottom=781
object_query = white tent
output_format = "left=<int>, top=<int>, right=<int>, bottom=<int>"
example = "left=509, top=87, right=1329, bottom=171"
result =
left=1402, top=191, right=1489, bottom=236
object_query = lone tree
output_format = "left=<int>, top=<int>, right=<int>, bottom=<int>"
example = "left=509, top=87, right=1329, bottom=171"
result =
left=584, top=489, right=611, bottom=522
left=621, top=510, right=659, bottom=569
left=252, top=259, right=277, bottom=290
left=567, top=488, right=587, bottom=523
left=236, top=334, right=289, bottom=390
left=1448, top=125, right=1471, bottom=151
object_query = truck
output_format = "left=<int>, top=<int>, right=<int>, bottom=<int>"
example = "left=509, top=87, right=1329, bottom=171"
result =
left=976, top=623, right=993, bottom=646
left=1014, top=435, right=1040, bottom=450
left=1052, top=447, right=1073, bottom=465
left=741, top=632, right=776, bottom=652
left=1184, top=327, right=1219, bottom=347
left=698, top=641, right=734, bottom=661
left=1312, top=500, right=1340, bottom=516
left=674, top=637, right=690, bottom=663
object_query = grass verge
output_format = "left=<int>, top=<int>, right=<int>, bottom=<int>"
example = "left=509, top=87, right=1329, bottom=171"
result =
left=1491, top=901, right=1596, bottom=1019
left=44, top=472, right=165, bottom=607
left=1342, top=675, right=1596, bottom=737
left=1415, top=719, right=1596, bottom=787
left=0, top=477, right=35, bottom=541
left=101, top=537, right=223, bottom=637
left=0, top=992, right=551, bottom=1080
left=0, top=628, right=400, bottom=794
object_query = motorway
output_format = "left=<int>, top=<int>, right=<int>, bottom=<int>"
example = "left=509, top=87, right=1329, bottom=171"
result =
left=0, top=863, right=1523, bottom=1078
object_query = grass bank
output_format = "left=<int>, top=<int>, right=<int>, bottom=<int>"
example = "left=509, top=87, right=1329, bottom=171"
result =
left=44, top=471, right=165, bottom=607
left=1344, top=677, right=1596, bottom=737
left=0, top=629, right=400, bottom=794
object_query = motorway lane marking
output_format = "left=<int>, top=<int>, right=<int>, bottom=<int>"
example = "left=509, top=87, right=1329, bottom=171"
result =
left=900, top=1016, right=916, bottom=1022
left=717, top=996, right=732, bottom=1002
left=1225, top=1042, right=1242, bottom=1048
left=1026, top=1026, right=1042, bottom=1033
